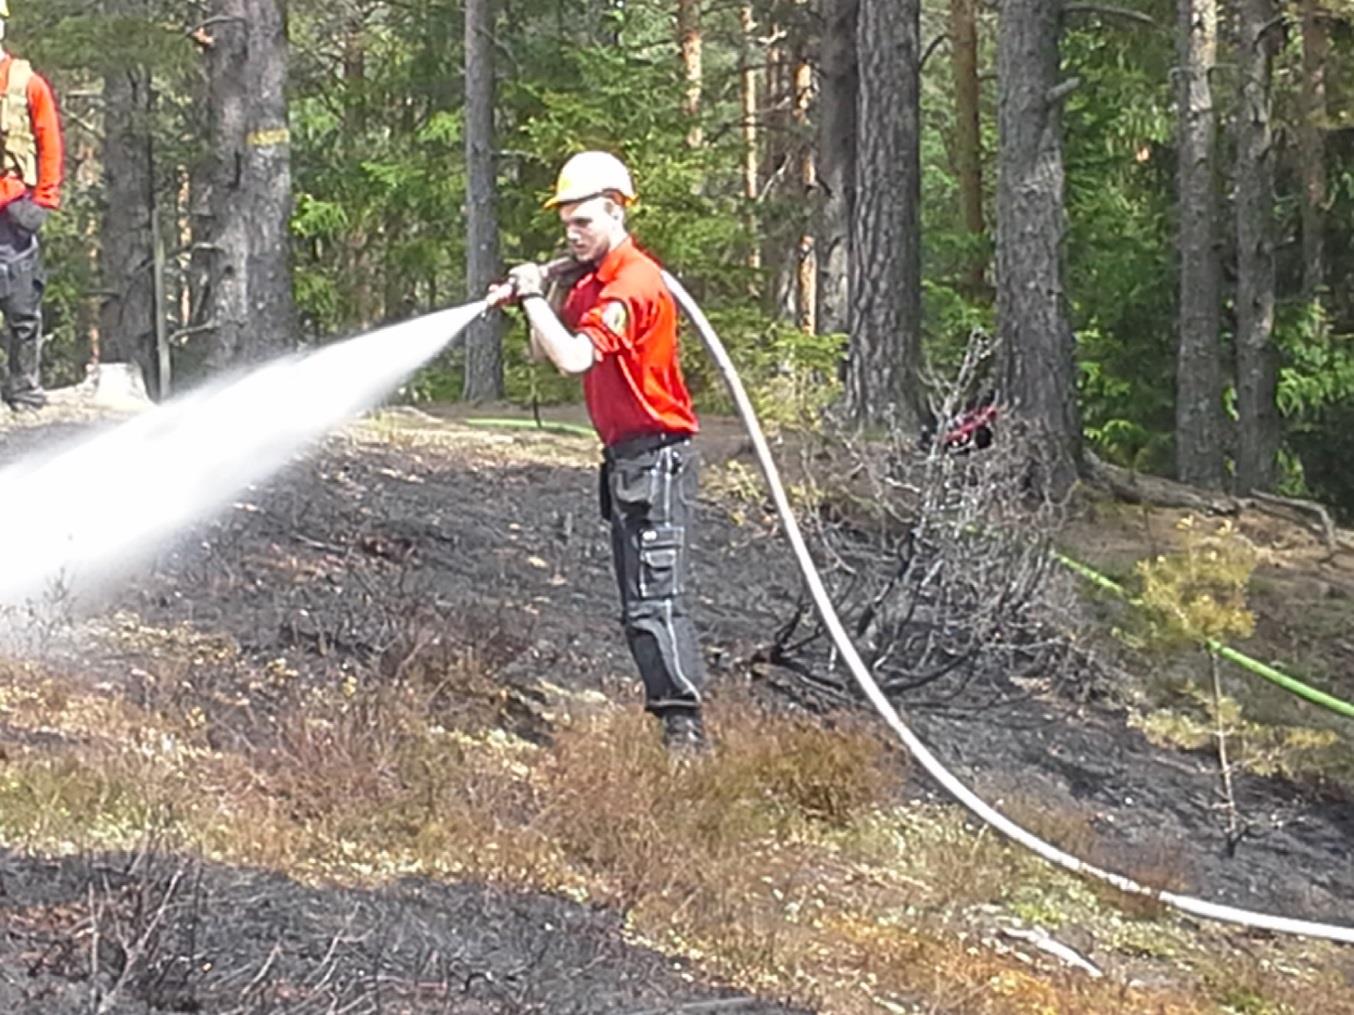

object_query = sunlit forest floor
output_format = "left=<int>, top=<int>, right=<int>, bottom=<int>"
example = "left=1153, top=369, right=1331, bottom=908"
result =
left=1, top=404, right=1351, bottom=1013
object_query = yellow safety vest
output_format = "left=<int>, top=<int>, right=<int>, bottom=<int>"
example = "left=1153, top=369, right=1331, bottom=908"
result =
left=0, top=59, right=37, bottom=187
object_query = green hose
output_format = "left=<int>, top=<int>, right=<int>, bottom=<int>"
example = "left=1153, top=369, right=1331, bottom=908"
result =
left=1054, top=551, right=1354, bottom=720
left=462, top=416, right=595, bottom=439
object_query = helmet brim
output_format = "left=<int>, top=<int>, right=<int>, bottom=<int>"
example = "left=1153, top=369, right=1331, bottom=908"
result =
left=544, top=190, right=634, bottom=210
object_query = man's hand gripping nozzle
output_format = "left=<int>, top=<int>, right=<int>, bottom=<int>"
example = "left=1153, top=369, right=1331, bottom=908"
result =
left=484, top=255, right=580, bottom=311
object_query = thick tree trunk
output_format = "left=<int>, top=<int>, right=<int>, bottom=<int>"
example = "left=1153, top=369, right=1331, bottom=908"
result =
left=1233, top=0, right=1279, bottom=493
left=1299, top=0, right=1328, bottom=299
left=463, top=0, right=504, bottom=400
left=678, top=0, right=702, bottom=146
left=950, top=0, right=985, bottom=292
left=1175, top=0, right=1224, bottom=489
left=816, top=0, right=856, bottom=335
left=99, top=51, right=157, bottom=388
left=844, top=0, right=920, bottom=429
left=995, top=0, right=1081, bottom=495
left=201, top=0, right=297, bottom=369
left=201, top=0, right=249, bottom=368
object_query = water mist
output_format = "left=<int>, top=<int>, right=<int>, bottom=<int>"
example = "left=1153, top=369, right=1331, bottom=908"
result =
left=0, top=301, right=487, bottom=615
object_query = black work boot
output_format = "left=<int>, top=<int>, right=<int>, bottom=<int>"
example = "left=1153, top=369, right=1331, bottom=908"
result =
left=4, top=388, right=45, bottom=413
left=661, top=709, right=709, bottom=756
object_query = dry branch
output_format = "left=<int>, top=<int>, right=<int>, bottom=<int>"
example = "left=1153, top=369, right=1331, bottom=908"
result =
left=1084, top=452, right=1239, bottom=514
left=1246, top=489, right=1338, bottom=550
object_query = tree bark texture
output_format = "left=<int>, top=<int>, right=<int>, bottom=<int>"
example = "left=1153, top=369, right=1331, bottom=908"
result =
left=1233, top=0, right=1279, bottom=493
left=201, top=0, right=297, bottom=370
left=995, top=0, right=1081, bottom=494
left=764, top=28, right=797, bottom=320
left=463, top=0, right=504, bottom=400
left=99, top=53, right=157, bottom=387
left=1175, top=0, right=1224, bottom=489
left=1299, top=0, right=1328, bottom=299
left=950, top=0, right=985, bottom=292
left=341, top=14, right=374, bottom=328
left=739, top=3, right=761, bottom=271
left=844, top=0, right=920, bottom=429
left=678, top=0, right=703, bottom=146
left=815, top=0, right=856, bottom=335
left=794, top=47, right=816, bottom=333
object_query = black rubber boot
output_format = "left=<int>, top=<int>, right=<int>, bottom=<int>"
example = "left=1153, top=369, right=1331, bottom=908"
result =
left=661, top=709, right=709, bottom=756
left=4, top=387, right=46, bottom=412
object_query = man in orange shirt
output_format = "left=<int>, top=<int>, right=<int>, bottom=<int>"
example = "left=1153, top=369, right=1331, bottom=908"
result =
left=488, top=152, right=707, bottom=752
left=0, top=0, right=62, bottom=412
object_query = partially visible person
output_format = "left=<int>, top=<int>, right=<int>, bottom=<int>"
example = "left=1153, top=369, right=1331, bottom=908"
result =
left=0, top=0, right=62, bottom=412
left=487, top=151, right=708, bottom=753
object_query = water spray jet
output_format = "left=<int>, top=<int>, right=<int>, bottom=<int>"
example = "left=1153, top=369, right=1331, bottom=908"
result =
left=0, top=299, right=488, bottom=616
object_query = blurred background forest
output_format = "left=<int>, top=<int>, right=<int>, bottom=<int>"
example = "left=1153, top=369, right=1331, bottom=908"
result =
left=16, top=0, right=1354, bottom=512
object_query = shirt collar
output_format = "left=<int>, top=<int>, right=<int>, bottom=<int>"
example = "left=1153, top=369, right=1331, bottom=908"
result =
left=594, top=236, right=634, bottom=285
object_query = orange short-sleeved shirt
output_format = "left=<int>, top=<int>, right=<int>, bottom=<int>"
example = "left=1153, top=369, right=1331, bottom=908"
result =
left=561, top=237, right=698, bottom=448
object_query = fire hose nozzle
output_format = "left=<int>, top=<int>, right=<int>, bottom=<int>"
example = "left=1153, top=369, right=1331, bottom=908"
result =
left=485, top=256, right=581, bottom=309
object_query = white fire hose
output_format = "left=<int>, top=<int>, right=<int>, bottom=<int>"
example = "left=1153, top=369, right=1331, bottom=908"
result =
left=659, top=269, right=1354, bottom=946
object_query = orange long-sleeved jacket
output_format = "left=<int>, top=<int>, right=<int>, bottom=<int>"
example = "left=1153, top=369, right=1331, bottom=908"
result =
left=0, top=55, right=62, bottom=210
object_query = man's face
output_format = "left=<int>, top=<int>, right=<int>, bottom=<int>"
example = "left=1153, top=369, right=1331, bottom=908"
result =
left=559, top=196, right=619, bottom=263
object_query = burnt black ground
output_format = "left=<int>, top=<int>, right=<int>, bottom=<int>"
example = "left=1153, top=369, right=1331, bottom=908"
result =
left=1, top=413, right=1352, bottom=1011
left=0, top=849, right=809, bottom=1014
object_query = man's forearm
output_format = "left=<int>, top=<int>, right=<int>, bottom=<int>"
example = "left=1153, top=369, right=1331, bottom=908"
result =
left=528, top=323, right=549, bottom=362
left=521, top=297, right=595, bottom=375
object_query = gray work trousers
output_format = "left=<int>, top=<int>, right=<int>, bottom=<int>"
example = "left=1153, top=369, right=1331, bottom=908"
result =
left=600, top=434, right=705, bottom=715
left=0, top=232, right=45, bottom=407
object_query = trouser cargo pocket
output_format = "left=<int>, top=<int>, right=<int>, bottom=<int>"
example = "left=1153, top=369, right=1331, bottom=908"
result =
left=637, top=524, right=684, bottom=599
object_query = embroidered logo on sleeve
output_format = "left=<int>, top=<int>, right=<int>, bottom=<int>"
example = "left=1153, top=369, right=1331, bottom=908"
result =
left=601, top=300, right=630, bottom=337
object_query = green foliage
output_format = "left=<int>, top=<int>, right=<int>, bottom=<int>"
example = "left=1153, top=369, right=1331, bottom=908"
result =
left=694, top=309, right=845, bottom=426
left=1133, top=685, right=1341, bottom=782
left=1062, top=13, right=1177, bottom=474
left=1275, top=300, right=1354, bottom=416
left=1266, top=302, right=1354, bottom=511
left=1134, top=517, right=1257, bottom=647
left=19, top=0, right=1354, bottom=523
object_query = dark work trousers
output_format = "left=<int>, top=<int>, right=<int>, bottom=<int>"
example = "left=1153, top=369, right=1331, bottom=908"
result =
left=600, top=433, right=706, bottom=715
left=0, top=220, right=45, bottom=408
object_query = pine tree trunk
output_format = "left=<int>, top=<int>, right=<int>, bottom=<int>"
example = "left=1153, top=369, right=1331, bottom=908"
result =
left=816, top=0, right=856, bottom=335
left=1175, top=0, right=1224, bottom=489
left=844, top=0, right=920, bottom=430
left=794, top=47, right=815, bottom=333
left=201, top=0, right=297, bottom=369
left=739, top=2, right=761, bottom=271
left=764, top=24, right=798, bottom=321
left=463, top=0, right=504, bottom=400
left=1299, top=0, right=1328, bottom=300
left=99, top=41, right=157, bottom=388
left=244, top=0, right=296, bottom=356
left=1233, top=0, right=1279, bottom=493
left=341, top=13, right=373, bottom=329
left=678, top=0, right=702, bottom=146
left=995, top=0, right=1081, bottom=495
left=950, top=0, right=985, bottom=292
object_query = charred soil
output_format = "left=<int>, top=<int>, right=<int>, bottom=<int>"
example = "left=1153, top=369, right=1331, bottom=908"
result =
left=0, top=405, right=1351, bottom=1012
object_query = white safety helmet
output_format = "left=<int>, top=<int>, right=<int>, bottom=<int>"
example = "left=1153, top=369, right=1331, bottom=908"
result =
left=545, top=151, right=637, bottom=209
